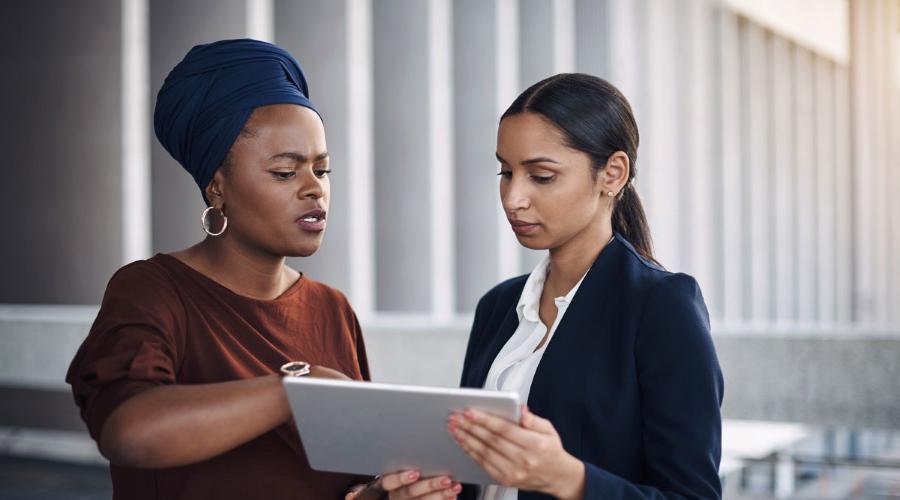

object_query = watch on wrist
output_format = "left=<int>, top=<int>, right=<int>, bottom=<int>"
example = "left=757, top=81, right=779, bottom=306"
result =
left=280, top=361, right=311, bottom=377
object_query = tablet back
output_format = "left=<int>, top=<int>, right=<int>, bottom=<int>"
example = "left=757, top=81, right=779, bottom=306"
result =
left=283, top=377, right=521, bottom=485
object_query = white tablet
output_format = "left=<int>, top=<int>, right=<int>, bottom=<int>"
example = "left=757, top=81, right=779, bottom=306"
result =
left=283, top=377, right=521, bottom=485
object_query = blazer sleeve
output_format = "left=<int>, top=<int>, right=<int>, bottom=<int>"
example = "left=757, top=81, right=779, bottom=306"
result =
left=582, top=273, right=724, bottom=500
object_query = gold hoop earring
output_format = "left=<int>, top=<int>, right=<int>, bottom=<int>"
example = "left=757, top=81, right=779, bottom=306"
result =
left=201, top=206, right=228, bottom=236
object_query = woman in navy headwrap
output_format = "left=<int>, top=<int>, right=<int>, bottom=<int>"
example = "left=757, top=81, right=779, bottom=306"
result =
left=67, top=39, right=458, bottom=500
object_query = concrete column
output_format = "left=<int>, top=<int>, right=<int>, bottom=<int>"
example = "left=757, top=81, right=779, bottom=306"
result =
left=770, top=36, right=797, bottom=324
left=149, top=0, right=247, bottom=254
left=0, top=0, right=124, bottom=304
left=453, top=0, right=520, bottom=313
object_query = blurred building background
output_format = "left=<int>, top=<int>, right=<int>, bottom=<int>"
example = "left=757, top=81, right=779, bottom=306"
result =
left=1, top=0, right=898, bottom=498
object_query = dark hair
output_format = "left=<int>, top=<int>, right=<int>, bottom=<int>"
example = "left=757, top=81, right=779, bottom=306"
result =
left=501, top=73, right=658, bottom=266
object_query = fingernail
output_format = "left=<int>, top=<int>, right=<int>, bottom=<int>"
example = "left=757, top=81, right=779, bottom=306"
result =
left=408, top=471, right=419, bottom=481
left=441, top=477, right=451, bottom=487
left=453, top=484, right=462, bottom=493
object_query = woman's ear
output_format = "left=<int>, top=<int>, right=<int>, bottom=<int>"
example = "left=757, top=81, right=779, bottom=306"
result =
left=597, top=151, right=630, bottom=197
left=205, top=169, right=227, bottom=207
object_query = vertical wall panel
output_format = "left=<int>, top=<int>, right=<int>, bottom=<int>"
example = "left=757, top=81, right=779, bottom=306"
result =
left=373, top=0, right=432, bottom=312
left=122, top=0, right=151, bottom=265
left=428, top=0, right=455, bottom=319
left=794, top=46, right=817, bottom=323
left=849, top=0, right=876, bottom=323
left=833, top=66, right=853, bottom=324
left=346, top=0, right=376, bottom=316
left=682, top=0, right=719, bottom=317
left=574, top=0, right=610, bottom=78
left=770, top=36, right=797, bottom=324
left=717, top=9, right=744, bottom=323
left=453, top=0, right=518, bottom=313
left=742, top=22, right=771, bottom=321
left=870, top=0, right=890, bottom=326
left=815, top=58, right=837, bottom=324
left=0, top=0, right=124, bottom=304
left=879, top=0, right=899, bottom=327
left=641, top=0, right=681, bottom=271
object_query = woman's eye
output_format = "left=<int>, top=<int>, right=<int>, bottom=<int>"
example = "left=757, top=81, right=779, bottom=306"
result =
left=531, top=175, right=555, bottom=184
left=314, top=169, right=332, bottom=178
left=497, top=171, right=512, bottom=179
left=272, top=171, right=295, bottom=180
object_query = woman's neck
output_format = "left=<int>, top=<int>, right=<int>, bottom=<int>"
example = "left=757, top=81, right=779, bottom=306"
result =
left=175, top=237, right=297, bottom=300
left=545, top=218, right=613, bottom=297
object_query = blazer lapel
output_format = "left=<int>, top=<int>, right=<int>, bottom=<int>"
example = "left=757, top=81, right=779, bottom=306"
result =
left=469, top=301, right=521, bottom=388
left=527, top=237, right=625, bottom=413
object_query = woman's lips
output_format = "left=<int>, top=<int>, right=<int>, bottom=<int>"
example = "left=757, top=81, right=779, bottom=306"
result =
left=297, top=210, right=327, bottom=232
left=297, top=218, right=326, bottom=232
left=509, top=220, right=539, bottom=235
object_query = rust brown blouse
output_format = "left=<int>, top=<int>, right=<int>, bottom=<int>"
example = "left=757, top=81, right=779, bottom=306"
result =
left=66, top=253, right=370, bottom=499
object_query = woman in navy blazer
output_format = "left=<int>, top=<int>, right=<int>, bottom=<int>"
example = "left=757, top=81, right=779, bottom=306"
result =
left=446, top=74, right=724, bottom=500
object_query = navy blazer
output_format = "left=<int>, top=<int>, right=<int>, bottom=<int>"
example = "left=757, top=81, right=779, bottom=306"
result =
left=459, top=235, right=724, bottom=499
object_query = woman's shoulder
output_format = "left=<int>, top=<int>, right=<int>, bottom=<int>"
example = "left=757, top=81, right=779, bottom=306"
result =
left=92, top=256, right=189, bottom=336
left=104, top=255, right=182, bottom=297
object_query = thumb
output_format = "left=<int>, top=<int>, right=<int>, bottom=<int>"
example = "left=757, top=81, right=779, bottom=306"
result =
left=520, top=405, right=556, bottom=434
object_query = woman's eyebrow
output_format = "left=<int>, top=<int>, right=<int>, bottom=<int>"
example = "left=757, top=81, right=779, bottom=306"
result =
left=268, top=151, right=330, bottom=162
left=520, top=156, right=559, bottom=166
left=495, top=152, right=560, bottom=166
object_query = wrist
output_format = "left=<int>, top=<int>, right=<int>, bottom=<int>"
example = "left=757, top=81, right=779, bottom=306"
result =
left=550, top=453, right=585, bottom=500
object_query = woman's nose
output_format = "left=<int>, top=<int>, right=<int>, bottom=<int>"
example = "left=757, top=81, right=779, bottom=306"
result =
left=297, top=169, right=325, bottom=200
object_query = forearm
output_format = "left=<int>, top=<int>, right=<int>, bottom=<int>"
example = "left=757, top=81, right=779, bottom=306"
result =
left=99, top=375, right=289, bottom=468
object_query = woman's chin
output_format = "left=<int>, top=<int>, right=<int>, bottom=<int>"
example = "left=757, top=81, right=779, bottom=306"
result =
left=515, top=235, right=551, bottom=251
left=282, top=240, right=324, bottom=258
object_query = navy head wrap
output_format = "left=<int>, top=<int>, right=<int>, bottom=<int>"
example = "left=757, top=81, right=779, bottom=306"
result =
left=154, top=38, right=319, bottom=203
